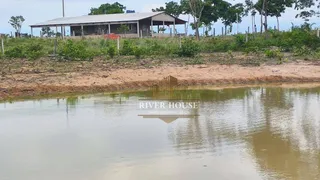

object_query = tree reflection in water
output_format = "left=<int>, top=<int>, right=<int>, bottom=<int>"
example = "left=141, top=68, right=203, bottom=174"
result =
left=163, top=87, right=320, bottom=180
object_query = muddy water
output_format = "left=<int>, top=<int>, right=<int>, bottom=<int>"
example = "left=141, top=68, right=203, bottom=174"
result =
left=1, top=87, right=320, bottom=180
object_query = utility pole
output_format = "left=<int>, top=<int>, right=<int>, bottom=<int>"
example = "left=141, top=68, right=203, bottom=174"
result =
left=62, top=0, right=65, bottom=17
left=61, top=0, right=65, bottom=37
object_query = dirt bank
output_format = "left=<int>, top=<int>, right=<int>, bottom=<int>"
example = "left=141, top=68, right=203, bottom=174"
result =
left=1, top=61, right=320, bottom=101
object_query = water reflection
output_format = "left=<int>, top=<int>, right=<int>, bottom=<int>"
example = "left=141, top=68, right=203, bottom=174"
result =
left=0, top=86, right=320, bottom=180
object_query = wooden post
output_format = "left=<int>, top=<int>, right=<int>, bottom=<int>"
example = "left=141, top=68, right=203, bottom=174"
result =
left=72, top=31, right=75, bottom=37
left=1, top=38, right=4, bottom=56
left=117, top=37, right=120, bottom=53
left=108, top=24, right=111, bottom=34
left=54, top=38, right=57, bottom=55
left=179, top=35, right=182, bottom=48
left=317, top=29, right=320, bottom=38
left=213, top=28, right=215, bottom=37
left=140, top=30, right=143, bottom=38
left=246, top=31, right=248, bottom=42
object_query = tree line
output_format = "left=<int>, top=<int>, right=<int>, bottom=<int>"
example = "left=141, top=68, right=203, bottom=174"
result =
left=7, top=1, right=320, bottom=39
left=152, top=0, right=320, bottom=40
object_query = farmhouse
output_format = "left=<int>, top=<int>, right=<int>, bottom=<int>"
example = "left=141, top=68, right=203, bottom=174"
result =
left=30, top=12, right=187, bottom=38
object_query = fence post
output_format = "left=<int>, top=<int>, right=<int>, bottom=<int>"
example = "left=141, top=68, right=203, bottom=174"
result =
left=317, top=28, right=320, bottom=38
left=140, top=30, right=143, bottom=38
left=117, top=37, right=120, bottom=53
left=179, top=35, right=182, bottom=48
left=54, top=38, right=57, bottom=56
left=246, top=31, right=248, bottom=43
left=213, top=28, right=215, bottom=37
left=1, top=38, right=4, bottom=56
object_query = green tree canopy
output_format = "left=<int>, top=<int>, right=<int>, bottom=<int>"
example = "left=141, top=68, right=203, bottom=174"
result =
left=152, top=1, right=182, bottom=17
left=221, top=3, right=244, bottom=34
left=41, top=27, right=55, bottom=37
left=89, top=2, right=126, bottom=15
left=8, top=16, right=25, bottom=36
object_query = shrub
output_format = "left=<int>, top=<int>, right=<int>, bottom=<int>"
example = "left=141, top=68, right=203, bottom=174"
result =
left=25, top=43, right=44, bottom=60
left=265, top=49, right=279, bottom=58
left=121, top=40, right=134, bottom=55
left=58, top=40, right=94, bottom=61
left=5, top=45, right=25, bottom=58
left=234, top=34, right=246, bottom=47
left=177, top=38, right=200, bottom=57
left=133, top=46, right=143, bottom=59
left=293, top=46, right=312, bottom=56
left=107, top=45, right=117, bottom=58
left=265, top=48, right=284, bottom=64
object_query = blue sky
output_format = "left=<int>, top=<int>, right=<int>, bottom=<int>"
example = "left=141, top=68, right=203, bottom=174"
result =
left=0, top=0, right=318, bottom=36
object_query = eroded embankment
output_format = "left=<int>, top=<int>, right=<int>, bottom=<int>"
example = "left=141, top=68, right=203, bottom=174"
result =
left=1, top=62, right=320, bottom=101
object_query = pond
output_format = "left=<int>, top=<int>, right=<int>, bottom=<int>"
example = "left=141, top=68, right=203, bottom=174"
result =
left=1, top=86, right=320, bottom=180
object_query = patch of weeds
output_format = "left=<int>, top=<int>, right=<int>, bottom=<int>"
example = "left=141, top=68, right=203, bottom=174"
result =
left=5, top=45, right=25, bottom=58
left=25, top=43, right=44, bottom=60
left=293, top=46, right=312, bottom=56
left=177, top=38, right=200, bottom=57
left=58, top=40, right=94, bottom=61
left=186, top=57, right=204, bottom=65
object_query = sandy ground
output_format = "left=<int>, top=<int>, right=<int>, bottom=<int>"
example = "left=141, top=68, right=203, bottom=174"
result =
left=1, top=61, right=320, bottom=100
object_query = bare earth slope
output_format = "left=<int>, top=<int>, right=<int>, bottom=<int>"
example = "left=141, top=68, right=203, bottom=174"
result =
left=1, top=62, right=320, bottom=100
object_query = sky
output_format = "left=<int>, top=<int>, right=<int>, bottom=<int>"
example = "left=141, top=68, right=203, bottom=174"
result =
left=0, top=0, right=319, bottom=36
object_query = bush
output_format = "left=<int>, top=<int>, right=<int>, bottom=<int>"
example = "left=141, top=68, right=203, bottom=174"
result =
left=177, top=38, right=200, bottom=57
left=5, top=45, right=25, bottom=58
left=107, top=45, right=117, bottom=58
left=121, top=40, right=134, bottom=55
left=293, top=46, right=312, bottom=56
left=265, top=48, right=284, bottom=64
left=265, top=49, right=279, bottom=58
left=133, top=46, right=143, bottom=59
left=234, top=34, right=246, bottom=47
left=58, top=40, right=94, bottom=60
left=25, top=43, right=44, bottom=60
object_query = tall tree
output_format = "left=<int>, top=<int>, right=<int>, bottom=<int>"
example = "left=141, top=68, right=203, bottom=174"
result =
left=187, top=0, right=205, bottom=40
left=152, top=1, right=182, bottom=17
left=245, top=0, right=257, bottom=33
left=221, top=3, right=244, bottom=35
left=268, top=0, right=293, bottom=31
left=8, top=16, right=25, bottom=38
left=89, top=2, right=126, bottom=15
left=254, top=0, right=293, bottom=32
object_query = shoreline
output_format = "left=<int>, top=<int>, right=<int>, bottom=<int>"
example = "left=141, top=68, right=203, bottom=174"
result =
left=1, top=62, right=320, bottom=101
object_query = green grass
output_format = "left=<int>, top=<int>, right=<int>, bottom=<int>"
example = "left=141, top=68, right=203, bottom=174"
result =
left=2, top=25, right=320, bottom=62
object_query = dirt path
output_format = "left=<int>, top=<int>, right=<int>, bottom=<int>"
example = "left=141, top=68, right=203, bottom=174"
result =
left=1, top=62, right=320, bottom=100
